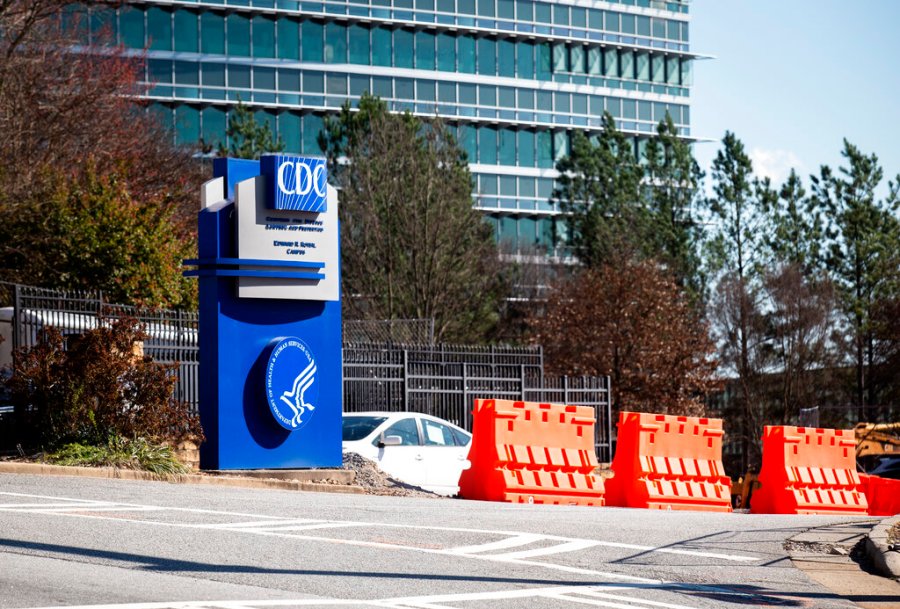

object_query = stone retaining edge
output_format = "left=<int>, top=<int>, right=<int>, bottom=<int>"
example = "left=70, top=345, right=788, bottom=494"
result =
left=865, top=515, right=900, bottom=580
left=0, top=461, right=366, bottom=495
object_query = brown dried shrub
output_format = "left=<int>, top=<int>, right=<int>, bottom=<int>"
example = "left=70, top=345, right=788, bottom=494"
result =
left=5, top=315, right=203, bottom=450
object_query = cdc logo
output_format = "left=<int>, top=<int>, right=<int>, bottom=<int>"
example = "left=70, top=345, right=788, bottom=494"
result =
left=260, top=154, right=327, bottom=212
left=265, top=337, right=319, bottom=431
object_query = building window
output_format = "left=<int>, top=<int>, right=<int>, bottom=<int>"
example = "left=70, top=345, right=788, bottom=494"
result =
left=325, top=22, right=347, bottom=63
left=518, top=130, right=535, bottom=167
left=516, top=41, right=534, bottom=79
left=227, top=14, right=250, bottom=57
left=498, top=128, right=516, bottom=165
left=255, top=67, right=276, bottom=91
left=200, top=12, right=224, bottom=55
left=302, top=20, right=324, bottom=62
left=459, top=124, right=477, bottom=161
left=372, top=27, right=392, bottom=66
left=228, top=65, right=251, bottom=89
left=436, top=32, right=455, bottom=71
left=279, top=111, right=301, bottom=152
left=253, top=16, right=276, bottom=59
left=202, top=63, right=225, bottom=87
left=603, top=48, right=618, bottom=78
left=277, top=18, right=300, bottom=60
left=458, top=36, right=476, bottom=73
left=415, top=31, right=435, bottom=70
left=120, top=6, right=144, bottom=49
left=537, top=130, right=552, bottom=168
left=477, top=37, right=496, bottom=75
left=536, top=43, right=551, bottom=79
left=620, top=50, right=634, bottom=80
left=498, top=39, right=515, bottom=77
left=651, top=54, right=665, bottom=83
left=394, top=29, right=414, bottom=69
left=174, top=10, right=198, bottom=53
left=302, top=113, right=324, bottom=154
left=201, top=106, right=226, bottom=147
left=479, top=127, right=497, bottom=164
left=147, top=6, right=172, bottom=51
left=175, top=104, right=199, bottom=145
left=348, top=24, right=369, bottom=64
left=349, top=74, right=369, bottom=95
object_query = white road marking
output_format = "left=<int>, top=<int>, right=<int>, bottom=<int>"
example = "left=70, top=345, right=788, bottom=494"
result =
left=572, top=589, right=701, bottom=609
left=448, top=533, right=543, bottom=554
left=201, top=520, right=326, bottom=529
left=244, top=523, right=369, bottom=532
left=0, top=502, right=106, bottom=508
left=491, top=539, right=601, bottom=559
left=0, top=492, right=759, bottom=567
left=12, top=584, right=702, bottom=609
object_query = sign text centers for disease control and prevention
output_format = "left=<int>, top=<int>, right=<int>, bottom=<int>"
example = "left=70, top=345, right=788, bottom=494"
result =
left=265, top=215, right=324, bottom=257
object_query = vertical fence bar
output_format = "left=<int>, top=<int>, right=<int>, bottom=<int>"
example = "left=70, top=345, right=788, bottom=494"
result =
left=606, top=375, right=613, bottom=463
left=519, top=364, right=526, bottom=401
left=462, top=362, right=469, bottom=430
left=11, top=283, right=21, bottom=353
left=402, top=349, right=409, bottom=412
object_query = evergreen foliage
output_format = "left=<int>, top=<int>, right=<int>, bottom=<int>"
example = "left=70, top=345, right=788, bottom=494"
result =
left=320, top=94, right=508, bottom=343
left=217, top=101, right=285, bottom=159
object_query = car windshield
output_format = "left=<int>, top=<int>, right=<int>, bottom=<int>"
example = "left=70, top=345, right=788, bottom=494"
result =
left=342, top=416, right=388, bottom=441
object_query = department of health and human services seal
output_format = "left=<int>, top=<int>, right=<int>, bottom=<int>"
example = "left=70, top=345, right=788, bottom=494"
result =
left=265, top=337, right=319, bottom=431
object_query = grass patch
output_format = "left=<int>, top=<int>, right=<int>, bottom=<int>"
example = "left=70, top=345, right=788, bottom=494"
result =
left=46, top=437, right=190, bottom=476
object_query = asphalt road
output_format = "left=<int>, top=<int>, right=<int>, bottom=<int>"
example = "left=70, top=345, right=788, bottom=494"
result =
left=0, top=473, right=885, bottom=609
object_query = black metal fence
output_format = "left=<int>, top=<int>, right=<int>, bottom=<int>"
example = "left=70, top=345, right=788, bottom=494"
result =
left=0, top=282, right=613, bottom=461
left=0, top=283, right=200, bottom=409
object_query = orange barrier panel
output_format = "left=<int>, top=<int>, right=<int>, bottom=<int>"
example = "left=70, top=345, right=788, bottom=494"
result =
left=750, top=426, right=868, bottom=515
left=606, top=412, right=731, bottom=512
left=858, top=474, right=900, bottom=516
left=604, top=412, right=732, bottom=512
left=457, top=399, right=605, bottom=506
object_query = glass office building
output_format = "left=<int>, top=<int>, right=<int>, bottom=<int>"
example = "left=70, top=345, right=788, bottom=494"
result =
left=88, top=0, right=695, bottom=256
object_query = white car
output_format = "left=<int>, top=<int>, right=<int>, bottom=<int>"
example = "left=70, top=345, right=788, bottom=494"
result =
left=342, top=412, right=472, bottom=496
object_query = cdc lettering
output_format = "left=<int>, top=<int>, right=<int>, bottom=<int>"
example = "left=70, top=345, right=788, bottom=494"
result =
left=277, top=160, right=327, bottom=198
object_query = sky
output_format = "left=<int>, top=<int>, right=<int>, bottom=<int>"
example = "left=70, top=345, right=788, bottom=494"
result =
left=690, top=1, right=900, bottom=197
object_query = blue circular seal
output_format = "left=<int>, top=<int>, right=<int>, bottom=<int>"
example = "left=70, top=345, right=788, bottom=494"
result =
left=265, top=337, right=319, bottom=431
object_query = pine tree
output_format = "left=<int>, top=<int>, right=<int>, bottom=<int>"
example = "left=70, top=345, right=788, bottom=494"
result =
left=217, top=101, right=285, bottom=159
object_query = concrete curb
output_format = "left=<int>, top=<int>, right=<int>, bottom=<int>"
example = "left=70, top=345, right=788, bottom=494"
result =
left=0, top=461, right=366, bottom=495
left=866, top=515, right=900, bottom=580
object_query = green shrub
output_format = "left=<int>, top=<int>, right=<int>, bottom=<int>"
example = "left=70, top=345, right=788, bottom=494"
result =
left=46, top=437, right=190, bottom=475
left=5, top=315, right=203, bottom=451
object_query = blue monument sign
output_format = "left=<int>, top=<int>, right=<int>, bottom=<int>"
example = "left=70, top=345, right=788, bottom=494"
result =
left=184, top=155, right=341, bottom=469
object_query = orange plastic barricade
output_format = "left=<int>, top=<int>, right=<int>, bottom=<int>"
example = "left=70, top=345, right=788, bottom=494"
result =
left=750, top=426, right=868, bottom=515
left=858, top=474, right=900, bottom=516
left=457, top=399, right=605, bottom=506
left=604, top=412, right=732, bottom=512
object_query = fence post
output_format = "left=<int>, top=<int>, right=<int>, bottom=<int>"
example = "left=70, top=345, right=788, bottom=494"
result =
left=563, top=375, right=569, bottom=405
left=402, top=349, right=409, bottom=412
left=12, top=283, right=21, bottom=352
left=606, top=375, right=613, bottom=463
left=519, top=364, right=526, bottom=401
left=462, top=362, right=469, bottom=430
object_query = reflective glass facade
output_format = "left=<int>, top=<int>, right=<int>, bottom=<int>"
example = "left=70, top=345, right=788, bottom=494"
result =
left=96, top=0, right=694, bottom=256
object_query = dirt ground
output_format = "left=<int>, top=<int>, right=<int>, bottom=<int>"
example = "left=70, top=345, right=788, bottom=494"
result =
left=340, top=452, right=439, bottom=497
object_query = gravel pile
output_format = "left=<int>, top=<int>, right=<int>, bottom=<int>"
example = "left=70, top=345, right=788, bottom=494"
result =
left=342, top=452, right=440, bottom=498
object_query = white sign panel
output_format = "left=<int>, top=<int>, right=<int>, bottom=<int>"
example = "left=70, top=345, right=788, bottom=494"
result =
left=234, top=176, right=340, bottom=301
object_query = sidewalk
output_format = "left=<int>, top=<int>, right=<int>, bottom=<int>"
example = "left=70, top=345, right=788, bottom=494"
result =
left=788, top=519, right=900, bottom=609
